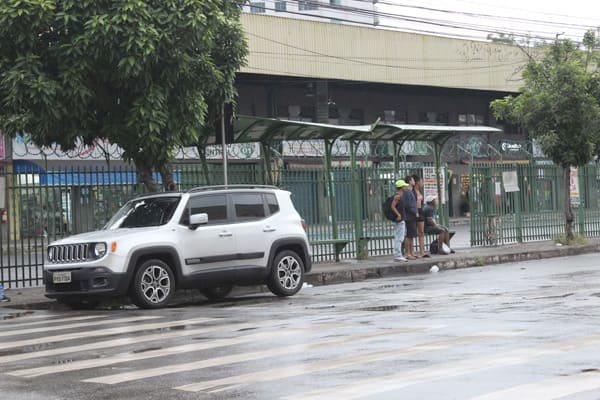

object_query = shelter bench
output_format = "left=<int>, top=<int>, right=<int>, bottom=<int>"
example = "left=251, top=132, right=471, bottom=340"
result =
left=310, top=239, right=350, bottom=262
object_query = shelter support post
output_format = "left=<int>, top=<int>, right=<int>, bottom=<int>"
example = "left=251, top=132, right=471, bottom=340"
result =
left=261, top=141, right=273, bottom=185
left=433, top=142, right=448, bottom=227
left=350, top=140, right=367, bottom=259
left=324, top=140, right=339, bottom=241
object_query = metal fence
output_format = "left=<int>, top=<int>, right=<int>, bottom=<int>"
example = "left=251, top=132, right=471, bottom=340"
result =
left=469, top=162, right=600, bottom=246
left=0, top=163, right=440, bottom=288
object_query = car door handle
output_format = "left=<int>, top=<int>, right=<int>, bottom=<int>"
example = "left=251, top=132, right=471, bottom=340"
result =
left=263, top=226, right=276, bottom=232
left=219, top=231, right=233, bottom=237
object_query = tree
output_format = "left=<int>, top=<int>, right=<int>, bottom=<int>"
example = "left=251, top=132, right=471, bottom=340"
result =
left=491, top=32, right=600, bottom=240
left=0, top=0, right=247, bottom=191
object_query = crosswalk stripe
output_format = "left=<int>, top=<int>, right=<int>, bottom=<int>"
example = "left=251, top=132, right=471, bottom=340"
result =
left=83, top=326, right=426, bottom=385
left=9, top=322, right=352, bottom=378
left=1, top=313, right=64, bottom=323
left=0, top=315, right=103, bottom=329
left=0, top=317, right=213, bottom=351
left=284, top=334, right=600, bottom=400
left=467, top=371, right=600, bottom=400
left=175, top=330, right=523, bottom=393
left=0, top=315, right=159, bottom=338
left=0, top=319, right=276, bottom=365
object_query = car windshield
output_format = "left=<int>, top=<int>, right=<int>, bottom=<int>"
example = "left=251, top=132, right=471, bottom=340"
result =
left=103, top=196, right=181, bottom=229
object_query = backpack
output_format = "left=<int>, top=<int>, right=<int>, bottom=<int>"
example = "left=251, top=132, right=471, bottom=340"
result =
left=429, top=239, right=439, bottom=254
left=382, top=196, right=397, bottom=221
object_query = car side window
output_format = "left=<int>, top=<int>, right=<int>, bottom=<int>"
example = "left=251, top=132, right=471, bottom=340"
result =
left=265, top=193, right=279, bottom=215
left=233, top=193, right=266, bottom=221
left=181, top=194, right=228, bottom=226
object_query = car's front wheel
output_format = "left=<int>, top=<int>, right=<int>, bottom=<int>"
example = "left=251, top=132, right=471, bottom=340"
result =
left=130, top=259, right=175, bottom=309
left=268, top=250, right=304, bottom=297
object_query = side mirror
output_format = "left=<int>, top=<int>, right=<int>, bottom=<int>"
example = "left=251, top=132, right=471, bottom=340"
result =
left=189, top=213, right=208, bottom=230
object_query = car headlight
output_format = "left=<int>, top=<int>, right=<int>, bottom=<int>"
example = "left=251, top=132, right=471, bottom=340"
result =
left=93, top=243, right=107, bottom=258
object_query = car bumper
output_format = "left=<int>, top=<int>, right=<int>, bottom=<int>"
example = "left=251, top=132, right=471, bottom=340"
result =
left=43, top=267, right=129, bottom=298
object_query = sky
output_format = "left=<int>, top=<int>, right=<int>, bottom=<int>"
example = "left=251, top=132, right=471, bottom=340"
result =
left=377, top=0, right=600, bottom=43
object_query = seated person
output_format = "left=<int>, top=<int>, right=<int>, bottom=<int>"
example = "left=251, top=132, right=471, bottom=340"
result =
left=423, top=195, right=454, bottom=254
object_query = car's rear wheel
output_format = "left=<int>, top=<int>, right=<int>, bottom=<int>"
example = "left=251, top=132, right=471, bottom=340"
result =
left=200, top=284, right=233, bottom=300
left=268, top=250, right=304, bottom=297
left=130, top=259, right=175, bottom=309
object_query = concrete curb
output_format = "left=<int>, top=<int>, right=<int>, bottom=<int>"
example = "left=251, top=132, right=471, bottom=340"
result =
left=2, top=241, right=599, bottom=311
left=305, top=242, right=600, bottom=286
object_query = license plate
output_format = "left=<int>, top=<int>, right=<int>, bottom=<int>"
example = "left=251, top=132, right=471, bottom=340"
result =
left=53, top=271, right=72, bottom=284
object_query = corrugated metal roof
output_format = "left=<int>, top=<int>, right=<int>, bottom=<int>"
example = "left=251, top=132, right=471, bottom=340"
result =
left=223, top=116, right=501, bottom=145
left=241, top=14, right=528, bottom=92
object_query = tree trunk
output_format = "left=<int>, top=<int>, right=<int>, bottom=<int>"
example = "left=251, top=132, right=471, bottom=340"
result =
left=197, top=141, right=211, bottom=185
left=160, top=164, right=177, bottom=191
left=135, top=159, right=160, bottom=193
left=563, top=164, right=574, bottom=241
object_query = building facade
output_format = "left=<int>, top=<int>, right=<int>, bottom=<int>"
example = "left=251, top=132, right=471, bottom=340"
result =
left=242, top=0, right=379, bottom=26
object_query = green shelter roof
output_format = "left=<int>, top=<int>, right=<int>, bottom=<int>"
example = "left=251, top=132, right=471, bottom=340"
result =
left=222, top=116, right=502, bottom=145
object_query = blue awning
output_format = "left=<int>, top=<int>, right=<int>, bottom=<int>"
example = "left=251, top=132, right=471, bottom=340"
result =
left=13, top=160, right=44, bottom=173
left=39, top=171, right=181, bottom=186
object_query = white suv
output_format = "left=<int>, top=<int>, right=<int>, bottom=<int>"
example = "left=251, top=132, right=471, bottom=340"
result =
left=44, top=185, right=312, bottom=309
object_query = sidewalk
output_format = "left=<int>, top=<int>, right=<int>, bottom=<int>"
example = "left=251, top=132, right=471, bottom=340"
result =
left=2, top=239, right=599, bottom=311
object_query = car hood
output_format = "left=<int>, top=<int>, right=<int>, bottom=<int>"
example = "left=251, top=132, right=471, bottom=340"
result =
left=49, top=227, right=169, bottom=245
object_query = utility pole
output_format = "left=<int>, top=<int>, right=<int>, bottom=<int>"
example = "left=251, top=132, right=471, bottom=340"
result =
left=221, top=103, right=228, bottom=187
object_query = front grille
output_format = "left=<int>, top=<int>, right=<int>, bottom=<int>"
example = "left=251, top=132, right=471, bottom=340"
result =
left=48, top=244, right=89, bottom=263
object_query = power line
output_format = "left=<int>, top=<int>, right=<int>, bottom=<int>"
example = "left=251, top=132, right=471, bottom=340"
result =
left=372, top=0, right=597, bottom=30
left=240, top=0, right=594, bottom=43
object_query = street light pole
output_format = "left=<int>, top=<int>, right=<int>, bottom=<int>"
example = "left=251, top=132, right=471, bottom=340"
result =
left=221, top=103, right=228, bottom=187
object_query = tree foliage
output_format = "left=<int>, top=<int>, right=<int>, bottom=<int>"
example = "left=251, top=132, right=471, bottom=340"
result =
left=0, top=0, right=247, bottom=191
left=491, top=32, right=600, bottom=239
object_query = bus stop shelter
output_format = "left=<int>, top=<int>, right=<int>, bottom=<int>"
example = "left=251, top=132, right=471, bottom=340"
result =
left=219, top=116, right=501, bottom=257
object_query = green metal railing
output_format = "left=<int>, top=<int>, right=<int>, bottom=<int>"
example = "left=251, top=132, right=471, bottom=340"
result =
left=469, top=162, right=600, bottom=246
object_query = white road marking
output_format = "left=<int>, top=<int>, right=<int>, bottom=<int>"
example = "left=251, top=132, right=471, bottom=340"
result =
left=467, top=371, right=600, bottom=400
left=83, top=326, right=426, bottom=385
left=0, top=317, right=212, bottom=351
left=0, top=315, right=157, bottom=337
left=10, top=322, right=354, bottom=378
left=284, top=334, right=600, bottom=400
left=175, top=330, right=523, bottom=393
left=0, top=315, right=102, bottom=329
left=0, top=319, right=277, bottom=365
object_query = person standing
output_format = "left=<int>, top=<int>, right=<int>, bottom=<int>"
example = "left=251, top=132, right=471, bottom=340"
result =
left=0, top=283, right=10, bottom=302
left=391, top=179, right=409, bottom=262
left=402, top=175, right=418, bottom=260
left=412, top=174, right=427, bottom=258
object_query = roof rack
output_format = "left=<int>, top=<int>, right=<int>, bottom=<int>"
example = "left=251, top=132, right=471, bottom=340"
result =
left=186, top=184, right=279, bottom=193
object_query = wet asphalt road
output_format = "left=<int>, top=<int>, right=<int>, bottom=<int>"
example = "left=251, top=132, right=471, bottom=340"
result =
left=2, top=253, right=600, bottom=400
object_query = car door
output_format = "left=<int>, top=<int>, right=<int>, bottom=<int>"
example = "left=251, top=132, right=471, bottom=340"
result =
left=231, top=192, right=277, bottom=269
left=177, top=193, right=237, bottom=275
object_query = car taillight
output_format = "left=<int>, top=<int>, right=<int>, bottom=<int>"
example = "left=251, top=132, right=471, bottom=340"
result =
left=301, top=219, right=307, bottom=232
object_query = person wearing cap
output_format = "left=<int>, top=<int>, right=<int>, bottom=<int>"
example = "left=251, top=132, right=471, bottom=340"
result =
left=423, top=195, right=454, bottom=254
left=391, top=179, right=409, bottom=262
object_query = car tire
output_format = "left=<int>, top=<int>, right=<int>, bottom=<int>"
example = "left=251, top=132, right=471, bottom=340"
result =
left=56, top=296, right=100, bottom=310
left=200, top=284, right=234, bottom=300
left=130, top=259, right=175, bottom=309
left=268, top=250, right=304, bottom=297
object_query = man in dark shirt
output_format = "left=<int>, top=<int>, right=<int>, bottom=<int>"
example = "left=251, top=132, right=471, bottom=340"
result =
left=402, top=175, right=418, bottom=259
left=423, top=195, right=454, bottom=254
